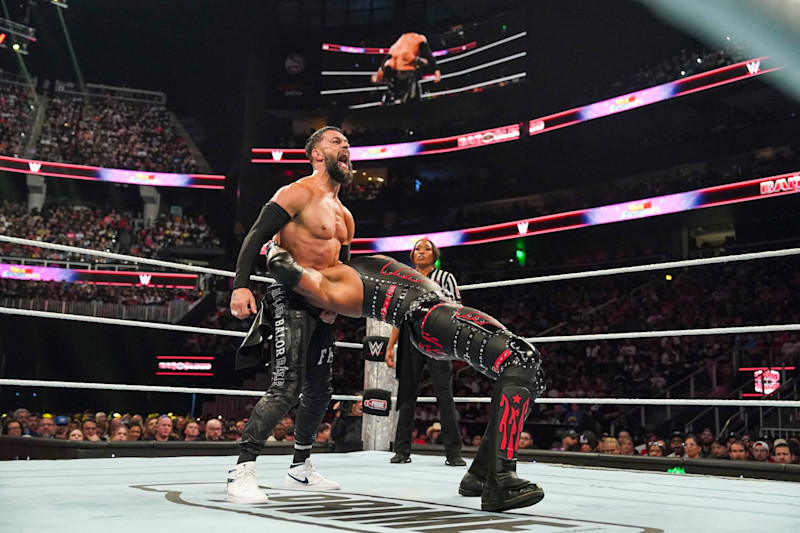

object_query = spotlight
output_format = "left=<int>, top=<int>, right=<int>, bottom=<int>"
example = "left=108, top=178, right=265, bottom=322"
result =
left=665, top=274, right=673, bottom=281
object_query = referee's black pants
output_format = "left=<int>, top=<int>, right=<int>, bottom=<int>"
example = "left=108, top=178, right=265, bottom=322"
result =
left=393, top=351, right=461, bottom=459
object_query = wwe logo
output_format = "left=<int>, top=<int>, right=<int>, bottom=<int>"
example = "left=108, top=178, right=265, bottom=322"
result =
left=368, top=341, right=384, bottom=357
left=746, top=61, right=761, bottom=75
left=516, top=221, right=529, bottom=235
left=271, top=150, right=284, bottom=161
left=138, top=274, right=152, bottom=286
left=28, top=161, right=42, bottom=173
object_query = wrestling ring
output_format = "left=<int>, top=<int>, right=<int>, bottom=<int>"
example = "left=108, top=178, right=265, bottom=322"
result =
left=0, top=234, right=799, bottom=532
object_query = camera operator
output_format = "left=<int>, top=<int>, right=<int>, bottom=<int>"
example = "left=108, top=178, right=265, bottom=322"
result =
left=330, top=395, right=363, bottom=453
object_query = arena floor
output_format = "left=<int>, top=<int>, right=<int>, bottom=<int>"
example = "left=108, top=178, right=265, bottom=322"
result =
left=1, top=451, right=798, bottom=532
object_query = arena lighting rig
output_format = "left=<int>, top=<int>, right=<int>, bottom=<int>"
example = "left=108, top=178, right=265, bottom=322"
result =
left=0, top=16, right=36, bottom=54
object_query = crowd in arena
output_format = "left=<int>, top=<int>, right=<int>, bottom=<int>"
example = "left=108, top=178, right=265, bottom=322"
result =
left=0, top=200, right=222, bottom=263
left=2, top=405, right=797, bottom=465
left=0, top=82, right=36, bottom=159
left=0, top=279, right=199, bottom=306
left=35, top=94, right=200, bottom=174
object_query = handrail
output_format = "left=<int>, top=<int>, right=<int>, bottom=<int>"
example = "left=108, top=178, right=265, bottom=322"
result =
left=698, top=376, right=797, bottom=436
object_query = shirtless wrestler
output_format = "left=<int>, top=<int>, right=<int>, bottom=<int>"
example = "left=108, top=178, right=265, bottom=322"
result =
left=266, top=244, right=546, bottom=513
left=225, top=126, right=355, bottom=504
left=371, top=32, right=441, bottom=104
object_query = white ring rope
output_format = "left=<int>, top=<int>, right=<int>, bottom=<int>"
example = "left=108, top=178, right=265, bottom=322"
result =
left=1, top=306, right=797, bottom=346
left=3, top=234, right=798, bottom=292
left=458, top=247, right=800, bottom=290
left=1, top=379, right=797, bottom=407
left=0, top=235, right=273, bottom=283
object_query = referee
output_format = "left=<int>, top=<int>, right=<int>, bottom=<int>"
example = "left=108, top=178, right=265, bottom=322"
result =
left=385, top=238, right=465, bottom=466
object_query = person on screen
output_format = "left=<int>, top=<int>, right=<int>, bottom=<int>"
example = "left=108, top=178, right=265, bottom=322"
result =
left=371, top=32, right=441, bottom=105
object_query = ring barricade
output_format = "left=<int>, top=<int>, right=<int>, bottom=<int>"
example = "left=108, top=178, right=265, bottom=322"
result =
left=2, top=379, right=799, bottom=407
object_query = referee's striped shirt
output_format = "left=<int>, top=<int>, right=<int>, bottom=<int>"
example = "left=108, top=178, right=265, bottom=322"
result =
left=427, top=269, right=461, bottom=303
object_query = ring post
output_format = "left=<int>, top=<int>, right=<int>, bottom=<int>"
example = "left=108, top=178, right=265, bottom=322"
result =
left=362, top=318, right=398, bottom=451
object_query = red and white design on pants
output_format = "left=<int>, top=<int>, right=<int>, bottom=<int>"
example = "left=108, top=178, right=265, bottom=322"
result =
left=498, top=392, right=530, bottom=460
left=380, top=284, right=397, bottom=321
left=492, top=349, right=512, bottom=373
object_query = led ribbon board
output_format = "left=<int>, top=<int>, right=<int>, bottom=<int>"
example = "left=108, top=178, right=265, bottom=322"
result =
left=349, top=170, right=800, bottom=253
left=0, top=155, right=226, bottom=190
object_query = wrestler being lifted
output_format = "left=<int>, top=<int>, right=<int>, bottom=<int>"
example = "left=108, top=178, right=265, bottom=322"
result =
left=265, top=242, right=546, bottom=512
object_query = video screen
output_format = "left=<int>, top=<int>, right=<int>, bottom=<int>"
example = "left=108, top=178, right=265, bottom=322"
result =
left=320, top=10, right=528, bottom=109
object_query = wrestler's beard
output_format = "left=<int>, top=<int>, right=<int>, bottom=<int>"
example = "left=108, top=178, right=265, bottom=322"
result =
left=325, top=154, right=354, bottom=184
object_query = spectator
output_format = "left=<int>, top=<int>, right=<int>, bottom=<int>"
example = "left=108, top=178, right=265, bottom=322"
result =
left=95, top=412, right=109, bottom=439
left=174, top=417, right=188, bottom=440
left=552, top=428, right=579, bottom=451
left=143, top=417, right=158, bottom=440
left=196, top=418, right=224, bottom=442
left=751, top=441, right=772, bottom=463
left=68, top=429, right=84, bottom=441
left=224, top=421, right=240, bottom=441
left=37, top=414, right=57, bottom=439
left=667, top=431, right=685, bottom=458
left=773, top=439, right=795, bottom=464
left=709, top=438, right=730, bottom=459
left=266, top=422, right=288, bottom=443
left=698, top=428, right=716, bottom=456
left=315, top=423, right=331, bottom=443
left=12, top=408, right=33, bottom=436
left=579, top=431, right=599, bottom=453
left=619, top=435, right=636, bottom=455
left=82, top=419, right=102, bottom=441
left=729, top=439, right=747, bottom=461
left=149, top=416, right=179, bottom=442
left=647, top=440, right=667, bottom=457
left=183, top=421, right=200, bottom=442
left=330, top=398, right=363, bottom=453
left=54, top=416, right=70, bottom=440
left=127, top=423, right=143, bottom=441
left=109, top=425, right=129, bottom=442
left=683, top=434, right=704, bottom=459
left=3, top=419, right=23, bottom=437
left=600, top=437, right=622, bottom=454
left=518, top=431, right=535, bottom=450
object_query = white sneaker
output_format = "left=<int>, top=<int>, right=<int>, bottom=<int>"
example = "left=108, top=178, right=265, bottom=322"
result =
left=226, top=461, right=269, bottom=504
left=285, top=458, right=340, bottom=491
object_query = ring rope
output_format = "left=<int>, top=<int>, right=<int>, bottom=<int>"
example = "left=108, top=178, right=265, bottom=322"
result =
left=0, top=235, right=273, bottom=283
left=1, top=379, right=797, bottom=407
left=1, top=307, right=797, bottom=348
left=458, top=247, right=800, bottom=290
left=2, top=234, right=798, bottom=292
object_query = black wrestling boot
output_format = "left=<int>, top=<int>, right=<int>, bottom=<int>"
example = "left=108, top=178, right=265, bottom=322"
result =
left=445, top=456, right=466, bottom=466
left=479, top=371, right=545, bottom=512
left=389, top=453, right=411, bottom=464
left=458, top=458, right=517, bottom=497
left=481, top=473, right=545, bottom=512
left=458, top=471, right=485, bottom=497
